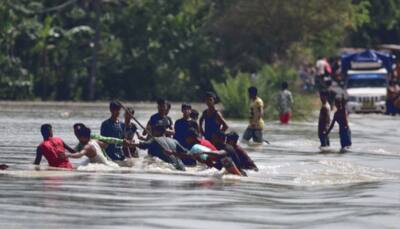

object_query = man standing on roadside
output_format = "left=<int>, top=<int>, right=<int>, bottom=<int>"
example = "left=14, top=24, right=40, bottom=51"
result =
left=243, top=87, right=264, bottom=143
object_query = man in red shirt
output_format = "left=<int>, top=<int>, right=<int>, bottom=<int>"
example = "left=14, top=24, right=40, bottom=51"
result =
left=34, top=124, right=75, bottom=170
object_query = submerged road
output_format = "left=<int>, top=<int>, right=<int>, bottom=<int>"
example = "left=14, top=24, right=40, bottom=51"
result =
left=0, top=102, right=399, bottom=228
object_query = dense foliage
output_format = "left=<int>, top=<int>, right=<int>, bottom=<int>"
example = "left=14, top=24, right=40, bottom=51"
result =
left=0, top=0, right=395, bottom=101
left=213, top=64, right=314, bottom=120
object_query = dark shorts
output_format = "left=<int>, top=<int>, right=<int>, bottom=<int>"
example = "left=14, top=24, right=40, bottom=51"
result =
left=339, top=128, right=352, bottom=148
left=319, top=133, right=330, bottom=147
left=243, top=128, right=263, bottom=143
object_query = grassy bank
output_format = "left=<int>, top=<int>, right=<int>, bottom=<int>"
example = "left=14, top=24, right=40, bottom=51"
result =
left=212, top=64, right=320, bottom=121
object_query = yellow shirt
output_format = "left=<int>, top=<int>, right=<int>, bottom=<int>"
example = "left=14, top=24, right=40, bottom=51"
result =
left=249, top=97, right=264, bottom=129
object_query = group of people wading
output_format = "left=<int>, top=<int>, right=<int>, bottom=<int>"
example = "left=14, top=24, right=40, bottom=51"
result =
left=31, top=88, right=265, bottom=176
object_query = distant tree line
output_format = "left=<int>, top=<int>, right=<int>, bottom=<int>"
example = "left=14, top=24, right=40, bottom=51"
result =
left=0, top=0, right=398, bottom=101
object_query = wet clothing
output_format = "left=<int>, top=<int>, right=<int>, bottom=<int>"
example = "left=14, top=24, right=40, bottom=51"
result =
left=202, top=110, right=221, bottom=140
left=319, top=134, right=330, bottom=147
left=149, top=113, right=173, bottom=130
left=123, top=122, right=139, bottom=158
left=100, top=118, right=125, bottom=161
left=243, top=128, right=263, bottom=143
left=137, top=137, right=186, bottom=171
left=87, top=140, right=119, bottom=167
left=277, top=90, right=294, bottom=114
left=75, top=134, right=123, bottom=153
left=37, top=137, right=73, bottom=169
left=231, top=144, right=257, bottom=170
left=244, top=97, right=265, bottom=143
left=214, top=143, right=241, bottom=170
left=332, top=109, right=352, bottom=149
left=318, top=103, right=331, bottom=147
left=123, top=122, right=138, bottom=140
left=189, top=144, right=211, bottom=161
left=318, top=103, right=331, bottom=135
left=339, top=127, right=352, bottom=148
left=199, top=138, right=217, bottom=151
left=279, top=112, right=292, bottom=124
left=249, top=97, right=265, bottom=129
left=174, top=118, right=198, bottom=148
left=187, top=139, right=218, bottom=162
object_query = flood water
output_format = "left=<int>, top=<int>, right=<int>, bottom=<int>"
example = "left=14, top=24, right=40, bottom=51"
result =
left=0, top=101, right=399, bottom=229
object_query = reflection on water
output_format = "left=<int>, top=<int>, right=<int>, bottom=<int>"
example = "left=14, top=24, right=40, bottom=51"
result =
left=0, top=101, right=399, bottom=228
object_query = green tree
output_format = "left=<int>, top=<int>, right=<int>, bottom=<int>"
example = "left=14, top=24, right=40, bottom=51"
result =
left=208, top=0, right=369, bottom=69
left=349, top=0, right=400, bottom=47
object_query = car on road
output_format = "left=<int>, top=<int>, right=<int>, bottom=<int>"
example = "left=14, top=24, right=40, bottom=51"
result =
left=346, top=68, right=388, bottom=113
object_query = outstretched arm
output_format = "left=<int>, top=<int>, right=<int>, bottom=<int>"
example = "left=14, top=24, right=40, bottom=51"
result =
left=64, top=143, right=76, bottom=154
left=96, top=140, right=109, bottom=150
left=33, top=147, right=43, bottom=165
left=66, top=145, right=92, bottom=159
left=91, top=134, right=124, bottom=145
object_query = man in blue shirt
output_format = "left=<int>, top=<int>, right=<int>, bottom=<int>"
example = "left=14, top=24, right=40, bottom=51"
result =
left=100, top=101, right=125, bottom=161
left=145, top=99, right=174, bottom=137
left=174, top=103, right=198, bottom=149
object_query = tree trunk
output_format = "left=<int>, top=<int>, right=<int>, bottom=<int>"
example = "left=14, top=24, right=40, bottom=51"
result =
left=88, top=0, right=100, bottom=100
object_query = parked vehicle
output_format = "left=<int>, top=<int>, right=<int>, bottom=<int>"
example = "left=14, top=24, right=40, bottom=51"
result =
left=341, top=50, right=396, bottom=113
left=346, top=68, right=387, bottom=113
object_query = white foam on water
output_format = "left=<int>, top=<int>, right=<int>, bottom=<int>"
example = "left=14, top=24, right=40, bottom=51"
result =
left=369, top=148, right=400, bottom=156
left=291, top=160, right=398, bottom=186
left=0, top=169, right=83, bottom=178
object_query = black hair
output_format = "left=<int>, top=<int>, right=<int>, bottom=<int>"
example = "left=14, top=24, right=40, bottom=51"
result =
left=126, top=107, right=135, bottom=115
left=281, top=82, right=289, bottom=90
left=319, top=90, right=329, bottom=98
left=190, top=109, right=199, bottom=119
left=77, top=126, right=91, bottom=138
left=205, top=91, right=217, bottom=99
left=73, top=123, right=85, bottom=130
left=110, top=101, right=122, bottom=111
left=166, top=101, right=171, bottom=109
left=226, top=132, right=239, bottom=142
left=157, top=98, right=166, bottom=105
left=40, top=124, right=52, bottom=138
left=248, top=86, right=258, bottom=96
left=181, top=103, right=192, bottom=110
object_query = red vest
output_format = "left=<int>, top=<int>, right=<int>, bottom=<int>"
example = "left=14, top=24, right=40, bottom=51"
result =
left=199, top=138, right=217, bottom=151
left=39, top=137, right=73, bottom=169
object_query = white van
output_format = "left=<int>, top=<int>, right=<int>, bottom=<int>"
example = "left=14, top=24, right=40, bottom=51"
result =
left=346, top=68, right=388, bottom=113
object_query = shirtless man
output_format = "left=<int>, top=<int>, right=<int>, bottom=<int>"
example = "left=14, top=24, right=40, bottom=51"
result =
left=318, top=90, right=331, bottom=148
left=226, top=132, right=258, bottom=171
left=65, top=127, right=119, bottom=167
